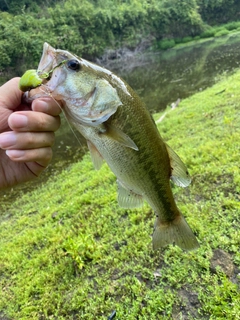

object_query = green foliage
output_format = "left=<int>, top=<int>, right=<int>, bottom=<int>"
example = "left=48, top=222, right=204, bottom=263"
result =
left=0, top=0, right=157, bottom=71
left=224, top=20, right=240, bottom=31
left=0, top=11, right=57, bottom=71
left=1, top=0, right=240, bottom=73
left=151, top=0, right=204, bottom=39
left=214, top=29, right=229, bottom=37
left=174, top=38, right=182, bottom=44
left=0, top=68, right=240, bottom=319
left=0, top=0, right=57, bottom=13
left=158, top=39, right=175, bottom=50
left=199, top=272, right=240, bottom=317
left=182, top=36, right=193, bottom=43
left=197, top=0, right=240, bottom=24
left=200, top=25, right=233, bottom=39
left=200, top=28, right=216, bottom=38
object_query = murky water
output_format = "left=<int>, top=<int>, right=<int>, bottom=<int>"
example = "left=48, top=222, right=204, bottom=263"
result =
left=1, top=32, right=240, bottom=201
left=107, top=33, right=240, bottom=113
left=54, top=32, right=240, bottom=158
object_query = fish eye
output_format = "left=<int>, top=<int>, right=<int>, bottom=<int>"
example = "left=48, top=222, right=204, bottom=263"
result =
left=67, top=59, right=81, bottom=71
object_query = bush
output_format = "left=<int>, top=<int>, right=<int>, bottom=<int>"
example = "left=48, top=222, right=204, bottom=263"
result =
left=182, top=36, right=193, bottom=43
left=174, top=38, right=182, bottom=44
left=158, top=39, right=175, bottom=50
left=214, top=29, right=229, bottom=37
left=200, top=29, right=215, bottom=38
left=193, top=35, right=200, bottom=40
left=225, top=21, right=240, bottom=31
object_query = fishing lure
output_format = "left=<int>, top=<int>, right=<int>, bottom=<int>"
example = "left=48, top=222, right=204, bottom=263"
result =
left=19, top=69, right=45, bottom=92
left=19, top=60, right=67, bottom=92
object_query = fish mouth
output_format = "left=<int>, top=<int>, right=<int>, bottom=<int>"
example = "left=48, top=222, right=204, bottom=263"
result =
left=37, top=43, right=68, bottom=88
left=38, top=43, right=56, bottom=77
left=24, top=43, right=68, bottom=100
left=23, top=43, right=122, bottom=127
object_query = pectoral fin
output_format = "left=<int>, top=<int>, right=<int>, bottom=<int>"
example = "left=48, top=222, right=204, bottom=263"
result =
left=87, top=140, right=104, bottom=170
left=117, top=180, right=143, bottom=208
left=166, top=144, right=191, bottom=187
left=102, top=124, right=139, bottom=151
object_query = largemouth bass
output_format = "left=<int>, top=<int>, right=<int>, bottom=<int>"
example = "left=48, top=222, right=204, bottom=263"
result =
left=20, top=43, right=199, bottom=251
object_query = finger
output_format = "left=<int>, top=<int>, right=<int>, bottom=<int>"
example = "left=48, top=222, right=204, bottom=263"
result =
left=6, top=147, right=53, bottom=167
left=0, top=78, right=22, bottom=110
left=32, top=98, right=62, bottom=116
left=8, top=111, right=61, bottom=132
left=0, top=131, right=55, bottom=150
left=25, top=161, right=49, bottom=177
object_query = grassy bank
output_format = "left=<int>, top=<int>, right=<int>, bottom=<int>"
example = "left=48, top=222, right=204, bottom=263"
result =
left=0, top=70, right=240, bottom=319
left=154, top=21, right=240, bottom=51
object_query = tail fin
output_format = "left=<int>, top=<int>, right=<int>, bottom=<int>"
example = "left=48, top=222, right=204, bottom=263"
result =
left=152, top=213, right=199, bottom=251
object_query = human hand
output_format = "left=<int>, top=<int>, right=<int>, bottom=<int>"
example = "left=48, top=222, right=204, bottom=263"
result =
left=0, top=78, right=61, bottom=189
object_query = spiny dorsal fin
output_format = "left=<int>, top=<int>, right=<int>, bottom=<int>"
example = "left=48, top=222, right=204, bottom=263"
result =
left=117, top=180, right=143, bottom=208
left=165, top=143, right=191, bottom=187
left=87, top=140, right=104, bottom=170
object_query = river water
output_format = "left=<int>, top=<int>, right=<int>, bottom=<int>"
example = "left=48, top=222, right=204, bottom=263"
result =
left=1, top=32, right=240, bottom=199
left=107, top=32, right=240, bottom=113
left=54, top=32, right=240, bottom=160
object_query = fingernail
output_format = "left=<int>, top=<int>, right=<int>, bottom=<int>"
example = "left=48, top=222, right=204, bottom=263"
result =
left=9, top=114, right=28, bottom=128
left=0, top=132, right=17, bottom=148
left=6, top=150, right=25, bottom=159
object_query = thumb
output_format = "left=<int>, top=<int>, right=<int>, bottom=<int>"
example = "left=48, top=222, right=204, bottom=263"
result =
left=0, top=78, right=25, bottom=133
left=0, top=78, right=23, bottom=111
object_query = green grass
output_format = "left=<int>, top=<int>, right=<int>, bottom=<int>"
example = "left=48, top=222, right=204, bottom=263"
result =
left=153, top=21, right=240, bottom=52
left=0, top=70, right=240, bottom=319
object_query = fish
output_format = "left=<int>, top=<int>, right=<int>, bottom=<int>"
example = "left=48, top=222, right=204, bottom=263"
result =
left=20, top=43, right=199, bottom=251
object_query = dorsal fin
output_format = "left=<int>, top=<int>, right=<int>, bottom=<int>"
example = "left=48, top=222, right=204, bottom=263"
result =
left=165, top=143, right=191, bottom=187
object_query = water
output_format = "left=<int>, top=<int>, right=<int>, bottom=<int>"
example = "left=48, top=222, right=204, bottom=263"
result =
left=53, top=32, right=240, bottom=160
left=1, top=32, right=240, bottom=200
left=107, top=33, right=240, bottom=113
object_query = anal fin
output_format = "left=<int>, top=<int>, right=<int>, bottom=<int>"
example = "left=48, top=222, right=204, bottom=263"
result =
left=117, top=180, right=143, bottom=208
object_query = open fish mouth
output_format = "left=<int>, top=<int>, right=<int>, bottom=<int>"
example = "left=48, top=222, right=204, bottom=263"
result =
left=19, top=43, right=68, bottom=93
left=20, top=43, right=123, bottom=127
left=37, top=43, right=70, bottom=83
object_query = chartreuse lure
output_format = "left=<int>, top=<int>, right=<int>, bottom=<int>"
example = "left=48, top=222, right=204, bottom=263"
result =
left=19, top=69, right=49, bottom=92
left=19, top=60, right=68, bottom=92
